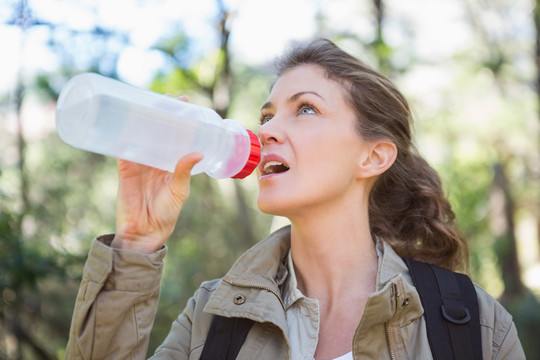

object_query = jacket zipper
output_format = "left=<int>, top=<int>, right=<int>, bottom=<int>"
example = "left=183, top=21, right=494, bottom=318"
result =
left=385, top=283, right=398, bottom=360
left=385, top=323, right=395, bottom=360
left=226, top=280, right=288, bottom=320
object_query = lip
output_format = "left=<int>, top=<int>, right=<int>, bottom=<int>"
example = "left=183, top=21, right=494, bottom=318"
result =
left=258, top=153, right=289, bottom=180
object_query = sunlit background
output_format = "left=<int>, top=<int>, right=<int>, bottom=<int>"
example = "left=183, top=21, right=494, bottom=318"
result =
left=1, top=0, right=539, bottom=358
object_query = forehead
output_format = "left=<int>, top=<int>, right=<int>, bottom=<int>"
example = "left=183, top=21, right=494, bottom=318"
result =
left=269, top=64, right=345, bottom=100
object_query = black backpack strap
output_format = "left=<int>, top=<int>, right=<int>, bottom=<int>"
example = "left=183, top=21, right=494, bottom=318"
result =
left=403, top=258, right=482, bottom=360
left=200, top=315, right=254, bottom=360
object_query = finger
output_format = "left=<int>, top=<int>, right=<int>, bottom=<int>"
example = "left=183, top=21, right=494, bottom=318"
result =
left=170, top=152, right=204, bottom=196
left=117, top=158, right=136, bottom=176
left=117, top=158, right=156, bottom=179
left=177, top=95, right=189, bottom=102
left=117, top=158, right=127, bottom=170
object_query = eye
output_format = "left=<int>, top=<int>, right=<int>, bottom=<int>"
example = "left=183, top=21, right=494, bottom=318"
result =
left=298, top=104, right=317, bottom=116
left=259, top=113, right=273, bottom=125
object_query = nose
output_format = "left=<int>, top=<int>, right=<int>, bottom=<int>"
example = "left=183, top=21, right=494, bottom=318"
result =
left=258, top=118, right=283, bottom=147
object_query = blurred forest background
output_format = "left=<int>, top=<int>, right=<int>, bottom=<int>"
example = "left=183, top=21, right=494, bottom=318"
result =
left=1, top=0, right=539, bottom=358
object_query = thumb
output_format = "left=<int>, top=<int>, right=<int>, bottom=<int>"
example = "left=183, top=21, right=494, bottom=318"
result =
left=170, top=152, right=204, bottom=196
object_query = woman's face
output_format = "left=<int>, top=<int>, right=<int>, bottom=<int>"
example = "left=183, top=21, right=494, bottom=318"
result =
left=256, top=64, right=369, bottom=218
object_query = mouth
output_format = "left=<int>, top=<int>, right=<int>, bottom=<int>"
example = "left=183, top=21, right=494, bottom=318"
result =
left=261, top=161, right=290, bottom=176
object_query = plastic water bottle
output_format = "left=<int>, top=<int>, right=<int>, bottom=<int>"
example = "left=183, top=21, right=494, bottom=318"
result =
left=55, top=73, right=261, bottom=179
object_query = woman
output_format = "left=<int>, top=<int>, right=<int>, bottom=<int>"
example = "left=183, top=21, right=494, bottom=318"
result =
left=66, top=39, right=524, bottom=359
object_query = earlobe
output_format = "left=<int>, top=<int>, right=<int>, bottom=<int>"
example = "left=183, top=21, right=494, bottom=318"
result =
left=357, top=141, right=397, bottom=179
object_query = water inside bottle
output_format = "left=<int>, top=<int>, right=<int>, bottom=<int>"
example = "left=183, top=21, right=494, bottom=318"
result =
left=59, top=94, right=224, bottom=173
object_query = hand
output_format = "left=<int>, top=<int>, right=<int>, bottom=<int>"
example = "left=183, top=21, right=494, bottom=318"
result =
left=110, top=152, right=204, bottom=254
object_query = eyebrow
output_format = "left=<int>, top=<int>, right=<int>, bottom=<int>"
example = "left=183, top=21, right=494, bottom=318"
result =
left=260, top=91, right=325, bottom=112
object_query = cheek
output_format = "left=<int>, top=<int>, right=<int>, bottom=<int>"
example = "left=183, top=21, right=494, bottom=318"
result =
left=312, top=139, right=364, bottom=183
left=307, top=133, right=363, bottom=167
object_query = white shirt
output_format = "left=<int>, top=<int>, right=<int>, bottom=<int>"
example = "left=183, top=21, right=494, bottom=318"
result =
left=283, top=250, right=320, bottom=360
left=328, top=352, right=353, bottom=360
left=284, top=251, right=355, bottom=360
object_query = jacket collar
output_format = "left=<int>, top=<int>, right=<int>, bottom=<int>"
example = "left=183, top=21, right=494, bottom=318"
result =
left=220, top=225, right=291, bottom=290
left=203, top=226, right=291, bottom=336
left=203, top=225, right=423, bottom=339
left=376, top=237, right=414, bottom=289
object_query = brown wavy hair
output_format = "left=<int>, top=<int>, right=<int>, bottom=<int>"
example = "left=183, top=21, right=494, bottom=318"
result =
left=275, top=39, right=468, bottom=271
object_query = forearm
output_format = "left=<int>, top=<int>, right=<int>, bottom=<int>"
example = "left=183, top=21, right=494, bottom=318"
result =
left=66, top=235, right=166, bottom=360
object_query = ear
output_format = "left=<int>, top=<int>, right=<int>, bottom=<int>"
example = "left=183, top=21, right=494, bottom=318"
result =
left=356, top=140, right=397, bottom=179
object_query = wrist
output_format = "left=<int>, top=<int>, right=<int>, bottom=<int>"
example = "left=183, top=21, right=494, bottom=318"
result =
left=111, top=234, right=163, bottom=254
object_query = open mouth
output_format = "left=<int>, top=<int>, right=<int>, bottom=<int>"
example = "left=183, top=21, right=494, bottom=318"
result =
left=262, top=161, right=290, bottom=175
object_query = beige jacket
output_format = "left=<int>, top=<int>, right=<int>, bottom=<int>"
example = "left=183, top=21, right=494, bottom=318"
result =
left=66, top=226, right=524, bottom=359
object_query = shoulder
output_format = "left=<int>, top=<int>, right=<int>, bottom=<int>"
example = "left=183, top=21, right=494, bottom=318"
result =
left=474, top=284, right=524, bottom=359
left=187, top=278, right=222, bottom=313
left=200, top=278, right=222, bottom=293
left=186, top=225, right=291, bottom=312
left=474, top=284, right=512, bottom=330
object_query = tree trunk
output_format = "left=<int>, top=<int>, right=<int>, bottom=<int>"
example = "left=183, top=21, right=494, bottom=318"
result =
left=533, top=0, right=540, bottom=258
left=14, top=79, right=29, bottom=213
left=489, top=162, right=524, bottom=302
left=371, top=0, right=391, bottom=73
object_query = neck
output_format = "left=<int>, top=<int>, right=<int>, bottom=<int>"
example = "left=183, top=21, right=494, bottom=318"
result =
left=288, top=200, right=378, bottom=306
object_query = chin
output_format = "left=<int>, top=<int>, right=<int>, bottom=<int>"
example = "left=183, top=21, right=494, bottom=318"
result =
left=258, top=195, right=305, bottom=220
left=257, top=195, right=289, bottom=217
left=257, top=199, right=281, bottom=216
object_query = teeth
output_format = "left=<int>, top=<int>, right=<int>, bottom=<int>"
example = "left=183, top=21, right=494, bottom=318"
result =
left=263, top=161, right=289, bottom=175
left=264, top=161, right=283, bottom=170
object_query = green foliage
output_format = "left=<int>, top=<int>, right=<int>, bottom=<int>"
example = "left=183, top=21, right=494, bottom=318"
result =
left=504, top=290, right=540, bottom=356
left=0, top=182, right=77, bottom=358
left=0, top=230, right=58, bottom=292
left=151, top=67, right=201, bottom=96
left=153, top=32, right=191, bottom=67
left=228, top=63, right=275, bottom=129
left=436, top=155, right=506, bottom=294
left=0, top=91, right=119, bottom=357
